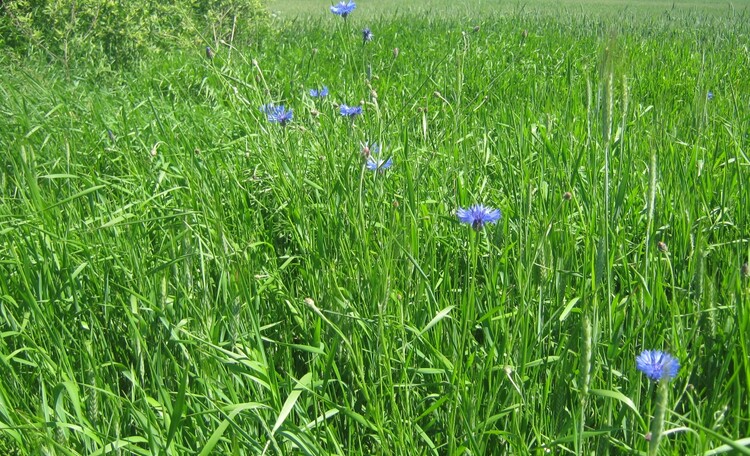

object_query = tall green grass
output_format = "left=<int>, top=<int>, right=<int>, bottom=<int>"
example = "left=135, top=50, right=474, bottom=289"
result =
left=1, top=6, right=749, bottom=455
left=269, top=0, right=750, bottom=19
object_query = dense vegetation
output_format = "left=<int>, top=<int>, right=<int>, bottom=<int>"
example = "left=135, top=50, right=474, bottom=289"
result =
left=1, top=0, right=267, bottom=68
left=1, top=2, right=749, bottom=454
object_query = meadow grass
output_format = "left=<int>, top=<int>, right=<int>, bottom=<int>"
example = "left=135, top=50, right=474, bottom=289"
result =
left=269, top=0, right=750, bottom=18
left=1, top=4, right=749, bottom=455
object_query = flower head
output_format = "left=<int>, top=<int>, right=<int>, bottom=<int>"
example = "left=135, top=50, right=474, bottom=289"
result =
left=260, top=104, right=293, bottom=125
left=362, top=28, right=373, bottom=43
left=457, top=204, right=501, bottom=230
left=330, top=1, right=356, bottom=17
left=340, top=104, right=362, bottom=117
left=366, top=156, right=392, bottom=172
left=707, top=90, right=714, bottom=101
left=309, top=86, right=329, bottom=98
left=636, top=350, right=680, bottom=381
left=362, top=142, right=391, bottom=172
left=361, top=141, right=380, bottom=158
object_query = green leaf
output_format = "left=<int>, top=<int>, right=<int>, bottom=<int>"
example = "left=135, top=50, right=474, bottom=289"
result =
left=419, top=306, right=455, bottom=336
left=163, top=369, right=189, bottom=453
left=198, top=403, right=268, bottom=456
left=590, top=388, right=642, bottom=425
left=272, top=372, right=312, bottom=435
left=558, top=296, right=580, bottom=322
left=90, top=437, right=150, bottom=456
left=703, top=437, right=750, bottom=455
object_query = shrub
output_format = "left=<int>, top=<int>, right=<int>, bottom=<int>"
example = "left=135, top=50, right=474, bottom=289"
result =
left=0, top=0, right=268, bottom=68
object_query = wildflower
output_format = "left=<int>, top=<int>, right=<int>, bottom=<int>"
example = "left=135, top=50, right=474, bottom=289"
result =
left=309, top=86, right=329, bottom=98
left=340, top=104, right=362, bottom=117
left=362, top=28, right=373, bottom=43
left=456, top=204, right=501, bottom=230
left=260, top=104, right=293, bottom=125
left=707, top=91, right=714, bottom=101
left=640, top=350, right=679, bottom=456
left=361, top=142, right=379, bottom=158
left=330, top=1, right=356, bottom=18
left=206, top=46, right=215, bottom=60
left=366, top=156, right=392, bottom=172
left=636, top=350, right=680, bottom=381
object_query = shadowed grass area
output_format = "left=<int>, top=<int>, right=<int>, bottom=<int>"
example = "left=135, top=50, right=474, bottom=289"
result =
left=1, top=4, right=749, bottom=456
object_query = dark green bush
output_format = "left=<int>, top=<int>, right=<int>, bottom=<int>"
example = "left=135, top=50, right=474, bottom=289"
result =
left=0, top=0, right=268, bottom=67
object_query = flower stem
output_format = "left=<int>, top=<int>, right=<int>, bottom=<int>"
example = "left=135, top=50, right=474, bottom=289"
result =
left=648, top=377, right=670, bottom=456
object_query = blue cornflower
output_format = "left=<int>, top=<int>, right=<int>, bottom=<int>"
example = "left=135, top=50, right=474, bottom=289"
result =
left=340, top=104, right=362, bottom=117
left=707, top=90, right=714, bottom=101
left=636, top=350, right=680, bottom=381
left=330, top=1, right=356, bottom=17
left=361, top=141, right=379, bottom=158
left=366, top=156, right=392, bottom=172
left=260, top=104, right=293, bottom=125
left=362, top=28, right=373, bottom=43
left=309, top=86, right=329, bottom=98
left=457, top=204, right=501, bottom=230
left=365, top=144, right=392, bottom=172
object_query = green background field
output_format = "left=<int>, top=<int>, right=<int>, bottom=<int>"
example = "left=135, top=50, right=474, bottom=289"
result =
left=269, top=0, right=750, bottom=16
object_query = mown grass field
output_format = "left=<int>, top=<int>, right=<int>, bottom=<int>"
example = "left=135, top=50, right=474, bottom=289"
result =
left=1, top=1, right=749, bottom=455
